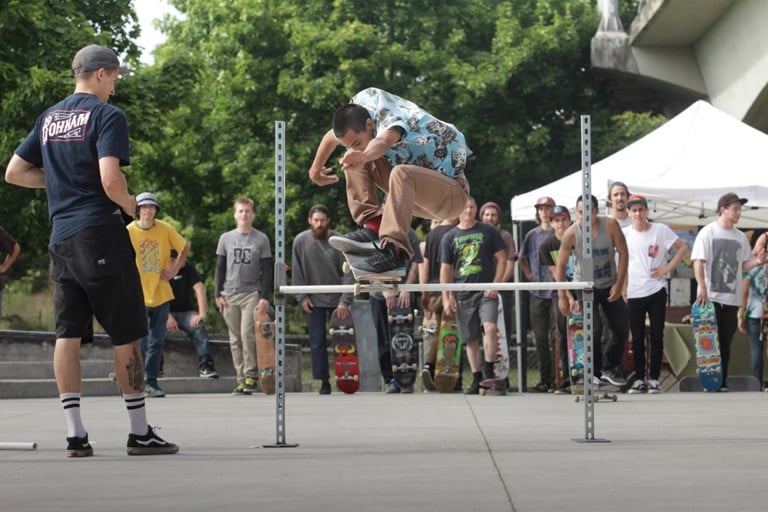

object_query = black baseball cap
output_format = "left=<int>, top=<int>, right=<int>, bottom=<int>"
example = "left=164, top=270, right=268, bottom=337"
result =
left=716, top=192, right=747, bottom=212
left=72, top=45, right=123, bottom=75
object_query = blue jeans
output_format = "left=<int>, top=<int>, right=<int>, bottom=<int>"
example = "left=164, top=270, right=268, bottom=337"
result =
left=171, top=310, right=215, bottom=370
left=141, top=302, right=170, bottom=382
left=746, top=317, right=764, bottom=384
left=307, top=306, right=334, bottom=380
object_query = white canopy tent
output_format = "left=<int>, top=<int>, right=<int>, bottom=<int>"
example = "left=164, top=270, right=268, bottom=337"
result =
left=510, top=100, right=768, bottom=228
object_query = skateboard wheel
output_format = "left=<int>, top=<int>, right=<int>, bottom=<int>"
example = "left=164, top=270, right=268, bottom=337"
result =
left=387, top=315, right=393, bottom=323
left=410, top=364, right=418, bottom=370
left=407, top=314, right=413, bottom=322
left=479, top=388, right=487, bottom=396
left=342, top=261, right=351, bottom=273
left=354, top=283, right=361, bottom=295
left=329, top=328, right=336, bottom=335
left=391, top=365, right=397, bottom=372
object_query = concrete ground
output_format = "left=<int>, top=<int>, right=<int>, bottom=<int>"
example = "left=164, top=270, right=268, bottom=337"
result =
left=1, top=390, right=767, bottom=512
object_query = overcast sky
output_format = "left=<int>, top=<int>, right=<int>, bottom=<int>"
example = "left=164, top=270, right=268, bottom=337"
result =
left=133, top=0, right=183, bottom=64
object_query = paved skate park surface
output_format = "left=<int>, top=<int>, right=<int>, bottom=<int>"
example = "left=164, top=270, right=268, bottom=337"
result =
left=1, top=391, right=767, bottom=512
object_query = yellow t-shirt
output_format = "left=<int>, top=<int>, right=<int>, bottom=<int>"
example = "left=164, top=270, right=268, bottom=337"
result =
left=127, top=219, right=187, bottom=307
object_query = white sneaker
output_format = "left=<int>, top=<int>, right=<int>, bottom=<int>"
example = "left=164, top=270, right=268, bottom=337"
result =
left=647, top=380, right=661, bottom=394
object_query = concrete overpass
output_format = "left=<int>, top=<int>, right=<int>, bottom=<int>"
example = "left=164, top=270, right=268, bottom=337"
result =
left=591, top=0, right=768, bottom=131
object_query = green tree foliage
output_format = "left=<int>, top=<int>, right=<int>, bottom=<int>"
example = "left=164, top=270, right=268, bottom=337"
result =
left=1, top=0, right=665, bottom=288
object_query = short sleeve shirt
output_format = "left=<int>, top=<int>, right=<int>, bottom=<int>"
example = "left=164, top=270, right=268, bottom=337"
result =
left=127, top=220, right=188, bottom=307
left=690, top=221, right=752, bottom=306
left=350, top=88, right=471, bottom=177
left=14, top=93, right=130, bottom=245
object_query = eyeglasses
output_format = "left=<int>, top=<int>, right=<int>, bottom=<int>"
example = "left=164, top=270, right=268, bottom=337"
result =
left=551, top=205, right=569, bottom=214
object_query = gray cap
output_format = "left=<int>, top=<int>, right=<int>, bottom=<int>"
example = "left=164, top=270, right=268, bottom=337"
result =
left=72, top=45, right=121, bottom=75
left=136, top=192, right=160, bottom=211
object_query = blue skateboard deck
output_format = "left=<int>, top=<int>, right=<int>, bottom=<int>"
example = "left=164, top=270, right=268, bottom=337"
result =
left=567, top=312, right=585, bottom=387
left=691, top=302, right=723, bottom=391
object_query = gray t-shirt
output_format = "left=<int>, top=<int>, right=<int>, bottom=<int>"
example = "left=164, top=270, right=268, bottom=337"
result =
left=291, top=229, right=353, bottom=308
left=216, top=228, right=272, bottom=294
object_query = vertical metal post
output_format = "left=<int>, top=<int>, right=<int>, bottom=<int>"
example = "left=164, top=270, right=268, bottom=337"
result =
left=574, top=115, right=609, bottom=443
left=512, top=223, right=525, bottom=393
left=263, top=120, right=298, bottom=448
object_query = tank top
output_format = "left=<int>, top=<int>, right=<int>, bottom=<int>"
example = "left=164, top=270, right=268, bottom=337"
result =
left=574, top=217, right=617, bottom=289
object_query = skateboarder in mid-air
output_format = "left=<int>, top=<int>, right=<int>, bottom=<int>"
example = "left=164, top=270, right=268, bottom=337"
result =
left=307, top=88, right=471, bottom=275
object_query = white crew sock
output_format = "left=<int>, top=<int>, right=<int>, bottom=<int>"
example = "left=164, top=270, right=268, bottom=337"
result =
left=60, top=393, right=86, bottom=438
left=123, top=392, right=149, bottom=435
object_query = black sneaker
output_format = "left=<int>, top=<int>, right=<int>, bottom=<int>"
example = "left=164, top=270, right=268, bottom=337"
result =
left=319, top=380, right=331, bottom=395
left=351, top=243, right=408, bottom=275
left=385, top=379, right=400, bottom=394
left=66, top=433, right=93, bottom=458
left=126, top=426, right=179, bottom=455
left=421, top=366, right=436, bottom=391
left=329, top=227, right=379, bottom=254
left=465, top=379, right=482, bottom=395
left=600, top=368, right=627, bottom=387
left=144, top=382, right=166, bottom=398
left=482, top=361, right=495, bottom=381
left=199, top=365, right=219, bottom=379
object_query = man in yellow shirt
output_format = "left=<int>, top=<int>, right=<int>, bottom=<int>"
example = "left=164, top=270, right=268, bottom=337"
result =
left=128, top=192, right=190, bottom=397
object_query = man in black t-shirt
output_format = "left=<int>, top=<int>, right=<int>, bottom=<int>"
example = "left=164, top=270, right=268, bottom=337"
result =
left=440, top=197, right=506, bottom=394
left=6, top=44, right=177, bottom=456
left=168, top=251, right=219, bottom=379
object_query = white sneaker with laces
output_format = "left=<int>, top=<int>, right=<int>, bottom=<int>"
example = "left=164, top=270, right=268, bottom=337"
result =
left=647, top=379, right=662, bottom=394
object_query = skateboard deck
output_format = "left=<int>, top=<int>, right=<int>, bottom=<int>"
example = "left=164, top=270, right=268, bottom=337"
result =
left=330, top=310, right=359, bottom=394
left=567, top=312, right=618, bottom=401
left=567, top=312, right=585, bottom=388
left=420, top=314, right=438, bottom=391
left=479, top=299, right=510, bottom=394
left=691, top=302, right=723, bottom=391
left=388, top=306, right=418, bottom=390
left=435, top=313, right=462, bottom=393
left=341, top=252, right=406, bottom=294
left=254, top=308, right=276, bottom=395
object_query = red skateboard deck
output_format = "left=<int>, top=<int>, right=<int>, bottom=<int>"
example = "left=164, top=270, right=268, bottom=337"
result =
left=330, top=310, right=359, bottom=394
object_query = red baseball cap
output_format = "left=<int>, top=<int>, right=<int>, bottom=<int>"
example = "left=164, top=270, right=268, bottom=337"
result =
left=535, top=196, right=555, bottom=208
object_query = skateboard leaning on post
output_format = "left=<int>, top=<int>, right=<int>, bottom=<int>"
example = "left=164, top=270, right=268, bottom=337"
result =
left=567, top=311, right=618, bottom=402
left=691, top=301, right=723, bottom=392
left=254, top=308, right=276, bottom=395
left=388, top=306, right=418, bottom=392
left=479, top=299, right=510, bottom=395
left=329, top=309, right=359, bottom=394
left=434, top=312, right=462, bottom=393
